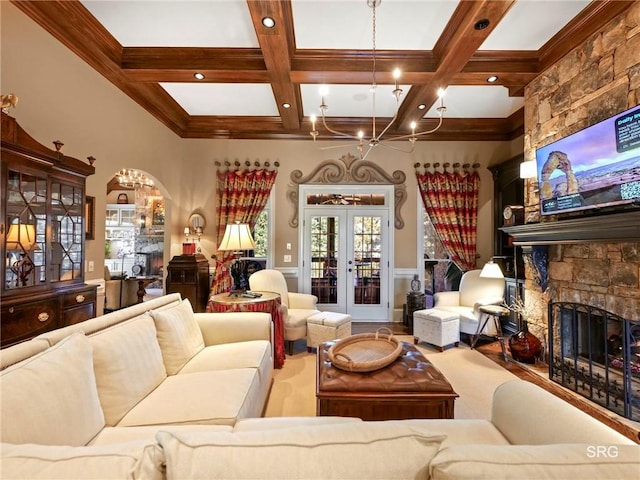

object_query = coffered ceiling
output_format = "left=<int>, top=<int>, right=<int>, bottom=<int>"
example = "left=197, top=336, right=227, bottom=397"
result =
left=11, top=1, right=632, bottom=141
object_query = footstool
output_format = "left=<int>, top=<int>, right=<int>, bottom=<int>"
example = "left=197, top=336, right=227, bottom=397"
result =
left=413, top=308, right=460, bottom=352
left=306, top=312, right=352, bottom=352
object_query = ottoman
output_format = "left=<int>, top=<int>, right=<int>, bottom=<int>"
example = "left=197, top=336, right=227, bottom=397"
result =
left=306, top=312, right=352, bottom=351
left=413, top=308, right=460, bottom=352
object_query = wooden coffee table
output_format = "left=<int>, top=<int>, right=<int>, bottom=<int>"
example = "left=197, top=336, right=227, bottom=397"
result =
left=316, top=341, right=458, bottom=420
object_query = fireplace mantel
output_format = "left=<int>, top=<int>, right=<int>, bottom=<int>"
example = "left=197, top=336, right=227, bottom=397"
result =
left=501, top=210, right=640, bottom=246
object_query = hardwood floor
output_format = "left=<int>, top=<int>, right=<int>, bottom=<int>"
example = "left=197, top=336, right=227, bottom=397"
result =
left=350, top=321, right=640, bottom=443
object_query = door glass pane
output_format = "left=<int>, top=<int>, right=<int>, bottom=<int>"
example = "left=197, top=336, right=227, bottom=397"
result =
left=353, top=216, right=381, bottom=305
left=5, top=170, right=47, bottom=289
left=51, top=181, right=83, bottom=282
left=306, top=193, right=385, bottom=206
left=310, top=216, right=338, bottom=304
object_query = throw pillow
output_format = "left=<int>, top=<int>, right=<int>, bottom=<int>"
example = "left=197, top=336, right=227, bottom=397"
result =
left=430, top=444, right=640, bottom=480
left=150, top=298, right=205, bottom=374
left=0, top=441, right=162, bottom=480
left=0, top=333, right=105, bottom=446
left=89, top=313, right=167, bottom=426
left=156, top=421, right=445, bottom=480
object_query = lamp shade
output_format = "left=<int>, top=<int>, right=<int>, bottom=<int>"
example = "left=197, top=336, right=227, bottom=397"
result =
left=480, top=260, right=504, bottom=279
left=218, top=222, right=255, bottom=252
left=6, top=223, right=37, bottom=251
left=519, top=160, right=537, bottom=179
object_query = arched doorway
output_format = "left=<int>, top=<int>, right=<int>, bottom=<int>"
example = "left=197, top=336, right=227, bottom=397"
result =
left=104, top=171, right=165, bottom=309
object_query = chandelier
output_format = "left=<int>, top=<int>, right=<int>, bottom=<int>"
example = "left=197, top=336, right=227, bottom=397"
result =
left=117, top=169, right=154, bottom=189
left=309, top=0, right=446, bottom=160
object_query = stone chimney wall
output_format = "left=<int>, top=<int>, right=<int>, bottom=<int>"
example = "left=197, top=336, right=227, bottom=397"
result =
left=522, top=3, right=640, bottom=343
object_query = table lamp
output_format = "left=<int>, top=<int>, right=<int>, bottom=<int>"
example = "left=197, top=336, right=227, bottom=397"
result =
left=480, top=260, right=504, bottom=279
left=218, top=222, right=255, bottom=296
left=6, top=223, right=39, bottom=287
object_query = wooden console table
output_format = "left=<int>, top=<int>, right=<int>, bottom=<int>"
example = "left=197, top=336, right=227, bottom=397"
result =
left=207, top=291, right=285, bottom=369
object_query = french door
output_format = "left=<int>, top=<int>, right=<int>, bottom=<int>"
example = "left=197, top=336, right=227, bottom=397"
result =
left=300, top=186, right=392, bottom=321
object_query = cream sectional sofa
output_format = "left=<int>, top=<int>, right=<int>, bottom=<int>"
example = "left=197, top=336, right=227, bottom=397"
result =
left=1, top=293, right=639, bottom=479
left=0, top=293, right=274, bottom=447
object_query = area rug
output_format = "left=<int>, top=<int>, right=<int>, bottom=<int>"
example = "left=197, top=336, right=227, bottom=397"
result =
left=264, top=336, right=518, bottom=419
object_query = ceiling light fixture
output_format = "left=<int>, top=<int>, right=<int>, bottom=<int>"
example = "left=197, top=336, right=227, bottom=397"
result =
left=309, top=0, right=446, bottom=160
left=194, top=72, right=205, bottom=80
left=474, top=18, right=490, bottom=30
left=117, top=169, right=154, bottom=189
left=261, top=17, right=275, bottom=28
left=487, top=75, right=498, bottom=83
left=282, top=103, right=291, bottom=109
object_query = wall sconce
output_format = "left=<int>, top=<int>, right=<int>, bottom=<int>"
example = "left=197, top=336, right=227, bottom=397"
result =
left=189, top=213, right=206, bottom=253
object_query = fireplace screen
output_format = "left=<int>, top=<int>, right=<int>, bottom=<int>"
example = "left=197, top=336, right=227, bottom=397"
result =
left=548, top=302, right=640, bottom=421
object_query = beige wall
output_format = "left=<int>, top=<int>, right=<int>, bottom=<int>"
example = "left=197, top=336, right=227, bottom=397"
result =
left=2, top=3, right=519, bottom=310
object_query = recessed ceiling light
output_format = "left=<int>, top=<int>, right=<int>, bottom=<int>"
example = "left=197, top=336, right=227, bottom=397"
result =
left=487, top=75, right=498, bottom=83
left=418, top=104, right=426, bottom=110
left=474, top=19, right=490, bottom=30
left=262, top=17, right=275, bottom=28
left=194, top=72, right=205, bottom=80
left=282, top=103, right=291, bottom=109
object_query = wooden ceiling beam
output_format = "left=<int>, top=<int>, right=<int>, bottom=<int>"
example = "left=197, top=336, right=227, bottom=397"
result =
left=397, top=0, right=516, bottom=128
left=246, top=0, right=301, bottom=130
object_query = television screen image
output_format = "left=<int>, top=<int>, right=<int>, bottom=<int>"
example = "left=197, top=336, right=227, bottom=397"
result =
left=535, top=105, right=640, bottom=215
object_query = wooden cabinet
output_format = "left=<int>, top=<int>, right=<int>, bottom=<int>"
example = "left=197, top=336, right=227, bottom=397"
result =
left=490, top=154, right=524, bottom=278
left=502, top=277, right=524, bottom=336
left=166, top=254, right=210, bottom=312
left=1, top=113, right=96, bottom=347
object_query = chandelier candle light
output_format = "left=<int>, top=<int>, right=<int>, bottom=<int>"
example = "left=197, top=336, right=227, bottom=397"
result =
left=309, top=0, right=446, bottom=160
left=117, top=169, right=154, bottom=189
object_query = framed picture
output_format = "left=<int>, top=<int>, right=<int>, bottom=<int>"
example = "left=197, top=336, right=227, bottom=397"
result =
left=85, top=195, right=95, bottom=240
left=152, top=199, right=165, bottom=226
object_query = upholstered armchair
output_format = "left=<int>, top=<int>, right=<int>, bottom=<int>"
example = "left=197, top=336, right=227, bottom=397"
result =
left=433, top=269, right=505, bottom=342
left=248, top=269, right=320, bottom=354
left=104, top=266, right=139, bottom=312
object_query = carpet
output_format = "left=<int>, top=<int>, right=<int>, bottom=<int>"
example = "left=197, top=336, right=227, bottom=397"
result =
left=264, top=336, right=518, bottom=419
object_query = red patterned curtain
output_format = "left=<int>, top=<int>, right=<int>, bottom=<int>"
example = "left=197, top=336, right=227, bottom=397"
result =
left=212, top=168, right=278, bottom=294
left=416, top=163, right=480, bottom=272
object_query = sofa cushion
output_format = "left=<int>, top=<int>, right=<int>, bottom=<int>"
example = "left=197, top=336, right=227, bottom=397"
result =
left=89, top=313, right=167, bottom=426
left=150, top=298, right=204, bottom=375
left=90, top=425, right=233, bottom=446
left=233, top=416, right=362, bottom=432
left=118, top=368, right=262, bottom=427
left=404, top=419, right=510, bottom=448
left=0, top=441, right=160, bottom=480
left=0, top=333, right=105, bottom=446
left=429, top=444, right=640, bottom=480
left=179, top=340, right=272, bottom=382
left=156, top=421, right=445, bottom=480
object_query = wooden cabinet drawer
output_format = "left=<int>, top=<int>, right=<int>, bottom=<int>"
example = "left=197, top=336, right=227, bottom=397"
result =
left=1, top=299, right=60, bottom=347
left=64, top=303, right=96, bottom=326
left=63, top=288, right=97, bottom=308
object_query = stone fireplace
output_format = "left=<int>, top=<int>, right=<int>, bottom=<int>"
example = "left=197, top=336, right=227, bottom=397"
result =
left=502, top=211, right=640, bottom=422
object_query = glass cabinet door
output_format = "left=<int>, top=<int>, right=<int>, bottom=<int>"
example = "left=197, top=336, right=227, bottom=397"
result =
left=51, top=181, right=84, bottom=282
left=5, top=169, right=47, bottom=289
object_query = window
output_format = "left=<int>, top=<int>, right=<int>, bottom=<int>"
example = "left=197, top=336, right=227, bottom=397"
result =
left=250, top=192, right=273, bottom=267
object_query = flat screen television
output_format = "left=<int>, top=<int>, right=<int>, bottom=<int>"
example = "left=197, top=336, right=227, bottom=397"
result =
left=535, top=104, right=640, bottom=216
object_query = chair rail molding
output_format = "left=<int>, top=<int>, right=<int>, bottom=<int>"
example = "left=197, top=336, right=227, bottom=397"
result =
left=287, top=153, right=407, bottom=229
